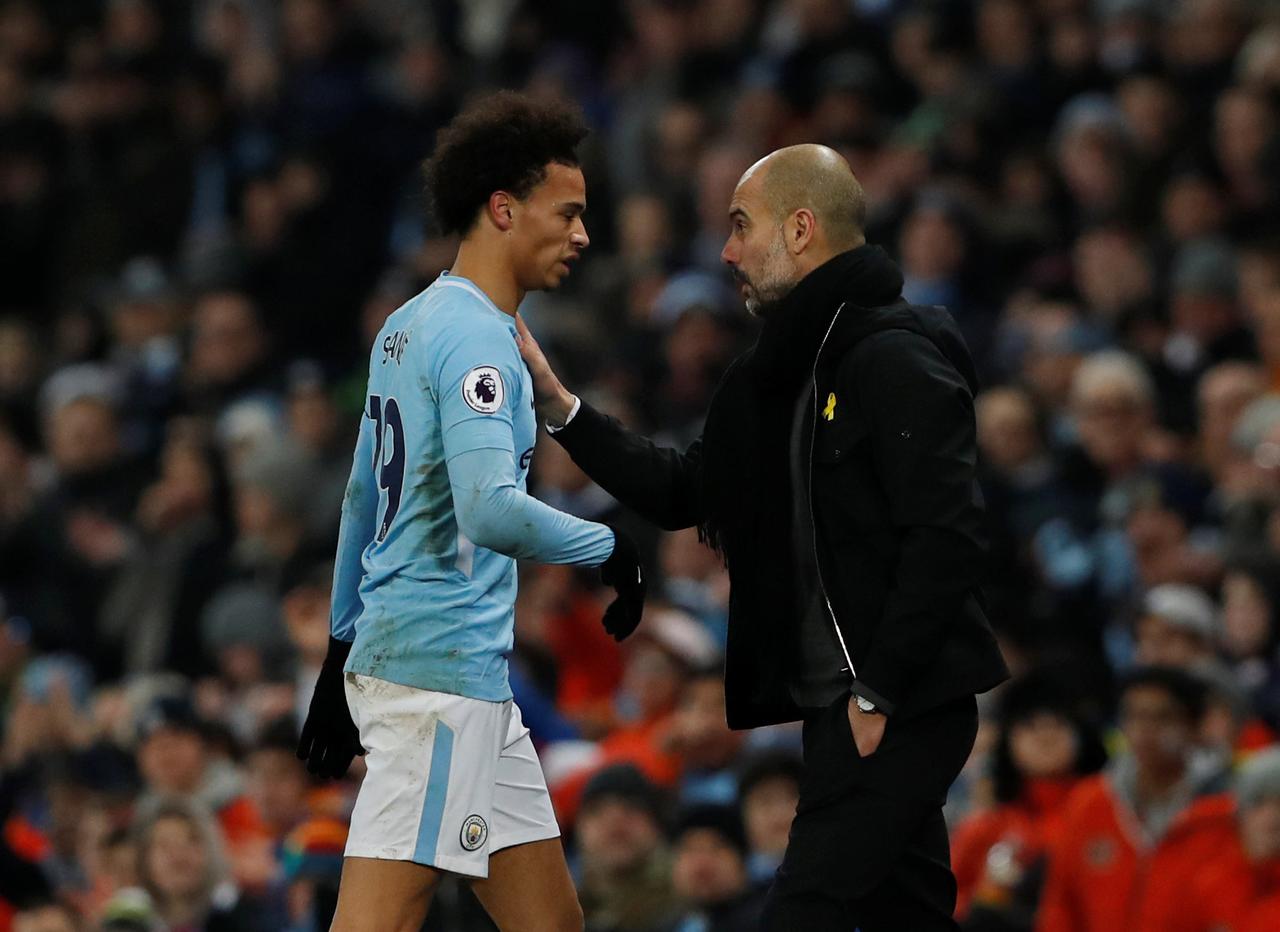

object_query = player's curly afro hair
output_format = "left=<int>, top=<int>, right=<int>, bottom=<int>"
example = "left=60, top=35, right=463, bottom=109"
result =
left=424, top=91, right=589, bottom=236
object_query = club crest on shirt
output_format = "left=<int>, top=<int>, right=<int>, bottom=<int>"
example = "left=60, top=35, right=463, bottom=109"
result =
left=460, top=814, right=488, bottom=851
left=1084, top=837, right=1116, bottom=868
left=463, top=366, right=504, bottom=414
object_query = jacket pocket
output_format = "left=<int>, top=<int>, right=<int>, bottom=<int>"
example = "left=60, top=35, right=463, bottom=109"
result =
left=813, top=418, right=889, bottom=539
left=840, top=691, right=883, bottom=760
left=813, top=417, right=869, bottom=464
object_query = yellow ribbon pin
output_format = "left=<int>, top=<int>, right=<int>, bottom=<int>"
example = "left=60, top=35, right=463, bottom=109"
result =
left=822, top=392, right=837, bottom=421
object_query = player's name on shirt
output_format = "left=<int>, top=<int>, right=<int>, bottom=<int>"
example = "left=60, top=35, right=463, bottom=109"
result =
left=382, top=328, right=411, bottom=366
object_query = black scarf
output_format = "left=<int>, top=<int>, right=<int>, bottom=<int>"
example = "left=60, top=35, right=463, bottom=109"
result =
left=698, top=244, right=905, bottom=563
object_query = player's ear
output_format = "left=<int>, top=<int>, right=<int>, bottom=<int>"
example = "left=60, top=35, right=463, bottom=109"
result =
left=489, top=191, right=515, bottom=232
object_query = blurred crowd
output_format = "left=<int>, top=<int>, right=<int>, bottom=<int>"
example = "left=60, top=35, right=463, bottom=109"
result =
left=2, top=0, right=1280, bottom=930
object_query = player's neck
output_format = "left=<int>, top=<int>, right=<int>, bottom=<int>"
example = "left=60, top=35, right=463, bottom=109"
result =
left=451, top=240, right=524, bottom=316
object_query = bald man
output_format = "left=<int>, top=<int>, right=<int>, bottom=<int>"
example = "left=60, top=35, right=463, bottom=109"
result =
left=519, top=145, right=1008, bottom=929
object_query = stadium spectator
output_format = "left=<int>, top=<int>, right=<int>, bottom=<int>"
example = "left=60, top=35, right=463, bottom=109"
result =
left=1196, top=361, right=1266, bottom=491
left=669, top=804, right=765, bottom=931
left=1036, top=667, right=1235, bottom=932
left=1033, top=350, right=1163, bottom=609
left=132, top=797, right=262, bottom=931
left=1162, top=747, right=1280, bottom=932
left=573, top=764, right=679, bottom=932
left=735, top=750, right=802, bottom=891
left=1195, top=659, right=1277, bottom=760
left=1133, top=584, right=1220, bottom=668
left=79, top=824, right=138, bottom=923
left=1159, top=237, right=1256, bottom=431
left=667, top=662, right=744, bottom=806
left=224, top=439, right=327, bottom=592
left=278, top=560, right=335, bottom=729
left=184, top=292, right=277, bottom=421
left=98, top=431, right=231, bottom=678
left=99, top=257, right=184, bottom=456
left=132, top=696, right=268, bottom=857
left=280, top=362, right=350, bottom=542
left=1221, top=560, right=1280, bottom=730
left=10, top=902, right=80, bottom=932
left=198, top=583, right=294, bottom=745
left=13, top=386, right=146, bottom=671
left=277, top=813, right=347, bottom=932
left=899, top=191, right=995, bottom=369
left=658, top=528, right=730, bottom=644
left=550, top=607, right=719, bottom=822
left=952, top=671, right=1107, bottom=927
left=594, top=606, right=718, bottom=788
left=244, top=718, right=315, bottom=845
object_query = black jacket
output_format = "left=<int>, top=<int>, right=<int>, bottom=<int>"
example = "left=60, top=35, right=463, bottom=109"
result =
left=554, top=253, right=1008, bottom=728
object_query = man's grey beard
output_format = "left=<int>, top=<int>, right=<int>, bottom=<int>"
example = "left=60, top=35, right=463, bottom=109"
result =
left=741, top=234, right=796, bottom=318
left=747, top=296, right=787, bottom=318
left=746, top=288, right=796, bottom=318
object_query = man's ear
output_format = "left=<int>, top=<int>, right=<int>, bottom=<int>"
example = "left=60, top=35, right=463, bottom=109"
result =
left=787, top=208, right=816, bottom=255
left=488, top=191, right=515, bottom=232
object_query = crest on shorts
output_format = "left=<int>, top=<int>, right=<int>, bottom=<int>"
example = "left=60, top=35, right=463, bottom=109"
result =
left=460, top=814, right=488, bottom=851
left=462, top=366, right=504, bottom=414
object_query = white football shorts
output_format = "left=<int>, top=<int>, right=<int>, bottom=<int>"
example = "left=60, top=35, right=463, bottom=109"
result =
left=342, top=673, right=560, bottom=878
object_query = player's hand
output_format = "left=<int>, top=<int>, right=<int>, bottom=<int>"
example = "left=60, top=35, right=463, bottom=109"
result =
left=847, top=698, right=887, bottom=758
left=599, top=525, right=647, bottom=641
left=514, top=314, right=577, bottom=427
left=297, top=637, right=365, bottom=778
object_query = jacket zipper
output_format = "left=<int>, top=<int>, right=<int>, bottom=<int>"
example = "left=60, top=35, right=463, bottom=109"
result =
left=809, top=303, right=857, bottom=679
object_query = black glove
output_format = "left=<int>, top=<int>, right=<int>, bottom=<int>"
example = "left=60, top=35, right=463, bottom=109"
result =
left=600, top=525, right=647, bottom=641
left=296, top=637, right=365, bottom=778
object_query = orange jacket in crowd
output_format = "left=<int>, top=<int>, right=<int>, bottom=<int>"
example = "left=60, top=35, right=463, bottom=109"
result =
left=1161, top=829, right=1280, bottom=932
left=1035, top=773, right=1236, bottom=932
left=547, top=591, right=624, bottom=734
left=550, top=711, right=681, bottom=827
left=952, top=777, right=1080, bottom=919
left=217, top=793, right=268, bottom=846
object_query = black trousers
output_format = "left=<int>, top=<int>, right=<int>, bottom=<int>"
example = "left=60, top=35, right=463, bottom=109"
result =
left=761, top=693, right=979, bottom=931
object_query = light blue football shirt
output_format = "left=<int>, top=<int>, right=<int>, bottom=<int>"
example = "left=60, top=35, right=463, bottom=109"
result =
left=329, top=271, right=614, bottom=701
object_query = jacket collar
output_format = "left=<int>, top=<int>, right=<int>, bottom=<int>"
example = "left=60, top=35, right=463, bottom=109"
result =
left=1106, top=751, right=1231, bottom=845
left=746, top=244, right=904, bottom=387
left=782, top=242, right=905, bottom=315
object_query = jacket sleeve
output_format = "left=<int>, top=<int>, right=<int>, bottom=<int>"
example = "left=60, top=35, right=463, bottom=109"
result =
left=549, top=400, right=703, bottom=531
left=847, top=329, right=987, bottom=714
